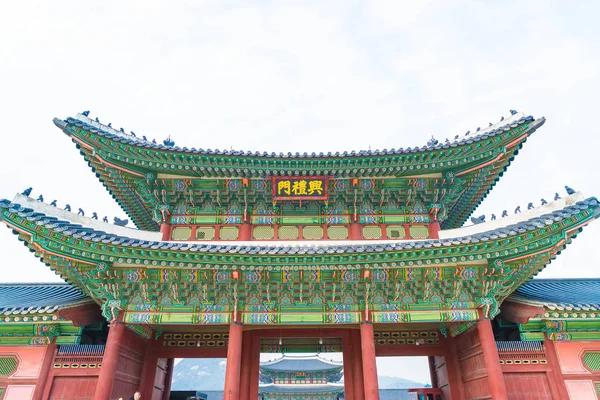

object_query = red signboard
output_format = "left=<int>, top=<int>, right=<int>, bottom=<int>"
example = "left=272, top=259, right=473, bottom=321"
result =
left=272, top=177, right=329, bottom=201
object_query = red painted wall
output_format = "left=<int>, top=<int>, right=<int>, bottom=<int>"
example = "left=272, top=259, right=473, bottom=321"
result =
left=48, top=377, right=97, bottom=400
left=504, top=373, right=553, bottom=399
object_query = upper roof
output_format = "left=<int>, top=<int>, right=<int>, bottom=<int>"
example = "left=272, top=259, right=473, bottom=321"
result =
left=260, top=355, right=343, bottom=372
left=509, top=279, right=600, bottom=311
left=53, top=111, right=545, bottom=231
left=0, top=283, right=91, bottom=315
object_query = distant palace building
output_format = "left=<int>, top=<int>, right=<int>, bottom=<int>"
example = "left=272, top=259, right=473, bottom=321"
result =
left=259, top=355, right=344, bottom=399
left=0, top=110, right=599, bottom=399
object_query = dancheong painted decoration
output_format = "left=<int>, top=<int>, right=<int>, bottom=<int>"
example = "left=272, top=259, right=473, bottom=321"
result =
left=0, top=110, right=598, bottom=400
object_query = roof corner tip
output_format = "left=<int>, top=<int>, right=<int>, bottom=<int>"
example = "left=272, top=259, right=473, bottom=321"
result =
left=53, top=117, right=68, bottom=133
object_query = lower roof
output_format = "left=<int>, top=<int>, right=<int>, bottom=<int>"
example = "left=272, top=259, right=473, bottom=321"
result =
left=508, top=278, right=600, bottom=311
left=0, top=283, right=92, bottom=315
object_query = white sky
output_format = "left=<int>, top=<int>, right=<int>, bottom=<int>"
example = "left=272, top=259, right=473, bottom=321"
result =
left=1, top=0, right=599, bottom=382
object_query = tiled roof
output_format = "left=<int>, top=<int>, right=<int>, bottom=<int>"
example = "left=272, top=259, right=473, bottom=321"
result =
left=1, top=195, right=597, bottom=255
left=259, top=384, right=344, bottom=393
left=55, top=113, right=537, bottom=158
left=0, top=283, right=91, bottom=315
left=260, top=356, right=343, bottom=372
left=509, top=279, right=600, bottom=311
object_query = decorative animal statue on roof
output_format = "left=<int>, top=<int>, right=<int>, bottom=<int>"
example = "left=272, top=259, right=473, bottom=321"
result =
left=565, top=186, right=576, bottom=195
left=541, top=198, right=548, bottom=205
left=491, top=214, right=496, bottom=220
left=130, top=131, right=136, bottom=137
left=143, top=135, right=148, bottom=141
left=427, top=136, right=438, bottom=146
left=103, top=216, right=108, bottom=223
left=527, top=202, right=534, bottom=210
left=78, top=208, right=85, bottom=216
left=108, top=123, right=112, bottom=128
left=21, top=187, right=32, bottom=196
left=489, top=122, right=492, bottom=127
left=50, top=200, right=57, bottom=207
left=501, top=210, right=508, bottom=218
left=92, top=212, right=98, bottom=220
left=476, top=127, right=481, bottom=132
left=470, top=215, right=486, bottom=225
left=95, top=117, right=100, bottom=123
left=114, top=217, right=129, bottom=227
left=510, top=109, right=518, bottom=115
left=37, top=195, right=44, bottom=202
left=82, top=110, right=90, bottom=116
left=163, top=137, right=175, bottom=147
left=64, top=204, right=71, bottom=212
left=554, top=193, right=561, bottom=201
left=119, top=127, right=125, bottom=133
left=514, top=206, right=521, bottom=214
left=500, top=116, right=505, bottom=121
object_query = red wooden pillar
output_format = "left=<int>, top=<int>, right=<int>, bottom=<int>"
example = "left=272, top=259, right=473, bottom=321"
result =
left=32, top=343, right=57, bottom=400
left=94, top=320, right=126, bottom=400
left=360, top=322, right=379, bottom=400
left=428, top=221, right=440, bottom=239
left=342, top=331, right=356, bottom=400
left=352, top=329, right=365, bottom=400
left=162, top=358, right=175, bottom=400
left=248, top=333, right=261, bottom=400
left=238, top=223, right=252, bottom=241
left=239, top=331, right=253, bottom=400
left=349, top=223, right=362, bottom=240
left=160, top=222, right=171, bottom=241
left=477, top=319, right=508, bottom=400
left=139, top=340, right=158, bottom=399
left=544, top=335, right=569, bottom=400
left=224, top=322, right=244, bottom=400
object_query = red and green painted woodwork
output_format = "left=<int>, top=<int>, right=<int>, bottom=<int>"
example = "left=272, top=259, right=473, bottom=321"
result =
left=0, top=319, right=90, bottom=345
left=54, top=113, right=544, bottom=232
left=514, top=318, right=600, bottom=341
left=2, top=196, right=597, bottom=332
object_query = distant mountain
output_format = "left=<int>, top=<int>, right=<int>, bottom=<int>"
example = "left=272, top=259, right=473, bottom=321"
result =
left=172, top=359, right=426, bottom=391
left=377, top=375, right=425, bottom=389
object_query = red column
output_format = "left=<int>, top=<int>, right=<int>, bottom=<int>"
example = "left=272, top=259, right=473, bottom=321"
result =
left=342, top=332, right=356, bottom=400
left=32, top=343, right=57, bottom=400
left=349, top=223, right=362, bottom=240
left=477, top=319, right=508, bottom=400
left=239, top=331, right=253, bottom=400
left=160, top=222, right=171, bottom=241
left=224, top=322, right=244, bottom=400
left=162, top=358, right=175, bottom=400
left=352, top=329, right=365, bottom=400
left=238, top=223, right=252, bottom=241
left=428, top=221, right=440, bottom=239
left=360, top=322, right=379, bottom=400
left=94, top=321, right=126, bottom=400
left=544, top=336, right=569, bottom=399
left=248, top=334, right=261, bottom=400
left=139, top=340, right=158, bottom=399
